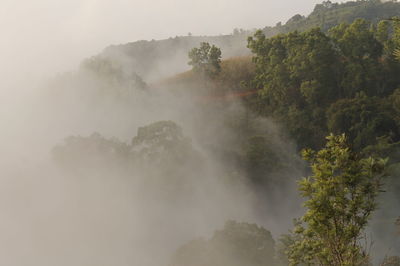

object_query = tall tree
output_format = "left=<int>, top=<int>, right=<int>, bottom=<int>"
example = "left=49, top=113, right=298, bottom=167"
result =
left=288, top=134, right=387, bottom=266
left=188, top=42, right=222, bottom=78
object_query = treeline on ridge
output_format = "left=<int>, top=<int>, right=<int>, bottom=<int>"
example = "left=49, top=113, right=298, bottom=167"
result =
left=247, top=18, right=400, bottom=159
left=49, top=1, right=400, bottom=265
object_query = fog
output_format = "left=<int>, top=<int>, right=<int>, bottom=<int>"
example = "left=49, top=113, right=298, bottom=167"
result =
left=0, top=64, right=304, bottom=266
left=0, top=0, right=321, bottom=84
left=0, top=1, right=319, bottom=265
left=10, top=1, right=400, bottom=266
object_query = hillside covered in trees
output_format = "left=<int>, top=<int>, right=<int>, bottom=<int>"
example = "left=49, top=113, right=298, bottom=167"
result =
left=22, top=1, right=400, bottom=265
left=90, top=0, right=400, bottom=82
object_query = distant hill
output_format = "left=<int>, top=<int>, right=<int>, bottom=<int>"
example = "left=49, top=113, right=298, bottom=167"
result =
left=270, top=0, right=400, bottom=33
left=99, top=34, right=251, bottom=82
left=86, top=0, right=400, bottom=82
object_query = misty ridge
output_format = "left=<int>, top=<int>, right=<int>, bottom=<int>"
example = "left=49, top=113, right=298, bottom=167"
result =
left=1, top=0, right=400, bottom=266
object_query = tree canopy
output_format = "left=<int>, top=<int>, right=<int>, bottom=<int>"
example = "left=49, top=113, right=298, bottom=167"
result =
left=248, top=18, right=400, bottom=151
left=170, top=221, right=276, bottom=266
left=287, top=134, right=387, bottom=265
left=188, top=42, right=222, bottom=78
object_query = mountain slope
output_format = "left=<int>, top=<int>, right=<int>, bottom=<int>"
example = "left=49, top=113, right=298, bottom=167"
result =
left=88, top=0, right=400, bottom=83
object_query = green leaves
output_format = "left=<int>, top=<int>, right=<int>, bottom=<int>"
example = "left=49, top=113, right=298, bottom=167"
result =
left=288, top=134, right=388, bottom=266
left=248, top=28, right=340, bottom=109
left=247, top=18, right=400, bottom=151
left=326, top=93, right=399, bottom=151
left=188, top=42, right=222, bottom=79
left=170, top=221, right=276, bottom=266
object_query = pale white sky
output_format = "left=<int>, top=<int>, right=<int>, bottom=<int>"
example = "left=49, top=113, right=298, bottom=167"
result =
left=0, top=0, right=321, bottom=84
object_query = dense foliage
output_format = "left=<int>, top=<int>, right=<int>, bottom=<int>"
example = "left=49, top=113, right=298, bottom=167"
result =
left=288, top=134, right=387, bottom=265
left=248, top=18, right=400, bottom=152
left=82, top=55, right=147, bottom=91
left=50, top=2, right=400, bottom=265
left=188, top=42, right=222, bottom=78
left=169, top=221, right=276, bottom=266
left=53, top=121, right=204, bottom=196
left=269, top=0, right=400, bottom=34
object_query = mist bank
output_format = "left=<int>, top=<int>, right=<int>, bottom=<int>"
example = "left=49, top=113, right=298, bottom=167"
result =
left=89, top=0, right=400, bottom=83
left=1, top=1, right=400, bottom=265
left=0, top=50, right=306, bottom=266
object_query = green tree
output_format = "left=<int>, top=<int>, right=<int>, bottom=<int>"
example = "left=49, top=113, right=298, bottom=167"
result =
left=130, top=121, right=200, bottom=168
left=247, top=19, right=400, bottom=150
left=82, top=56, right=147, bottom=91
left=389, top=18, right=400, bottom=61
left=329, top=19, right=384, bottom=97
left=53, top=121, right=204, bottom=197
left=288, top=134, right=387, bottom=266
left=52, top=133, right=129, bottom=172
left=130, top=121, right=205, bottom=196
left=326, top=93, right=399, bottom=151
left=247, top=28, right=340, bottom=149
left=188, top=42, right=222, bottom=78
left=170, top=220, right=276, bottom=266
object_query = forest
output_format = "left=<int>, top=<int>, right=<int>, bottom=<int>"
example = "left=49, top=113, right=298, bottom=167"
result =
left=2, top=0, right=400, bottom=265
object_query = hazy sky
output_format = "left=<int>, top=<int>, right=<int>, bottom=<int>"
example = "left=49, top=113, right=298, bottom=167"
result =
left=0, top=0, right=321, bottom=84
